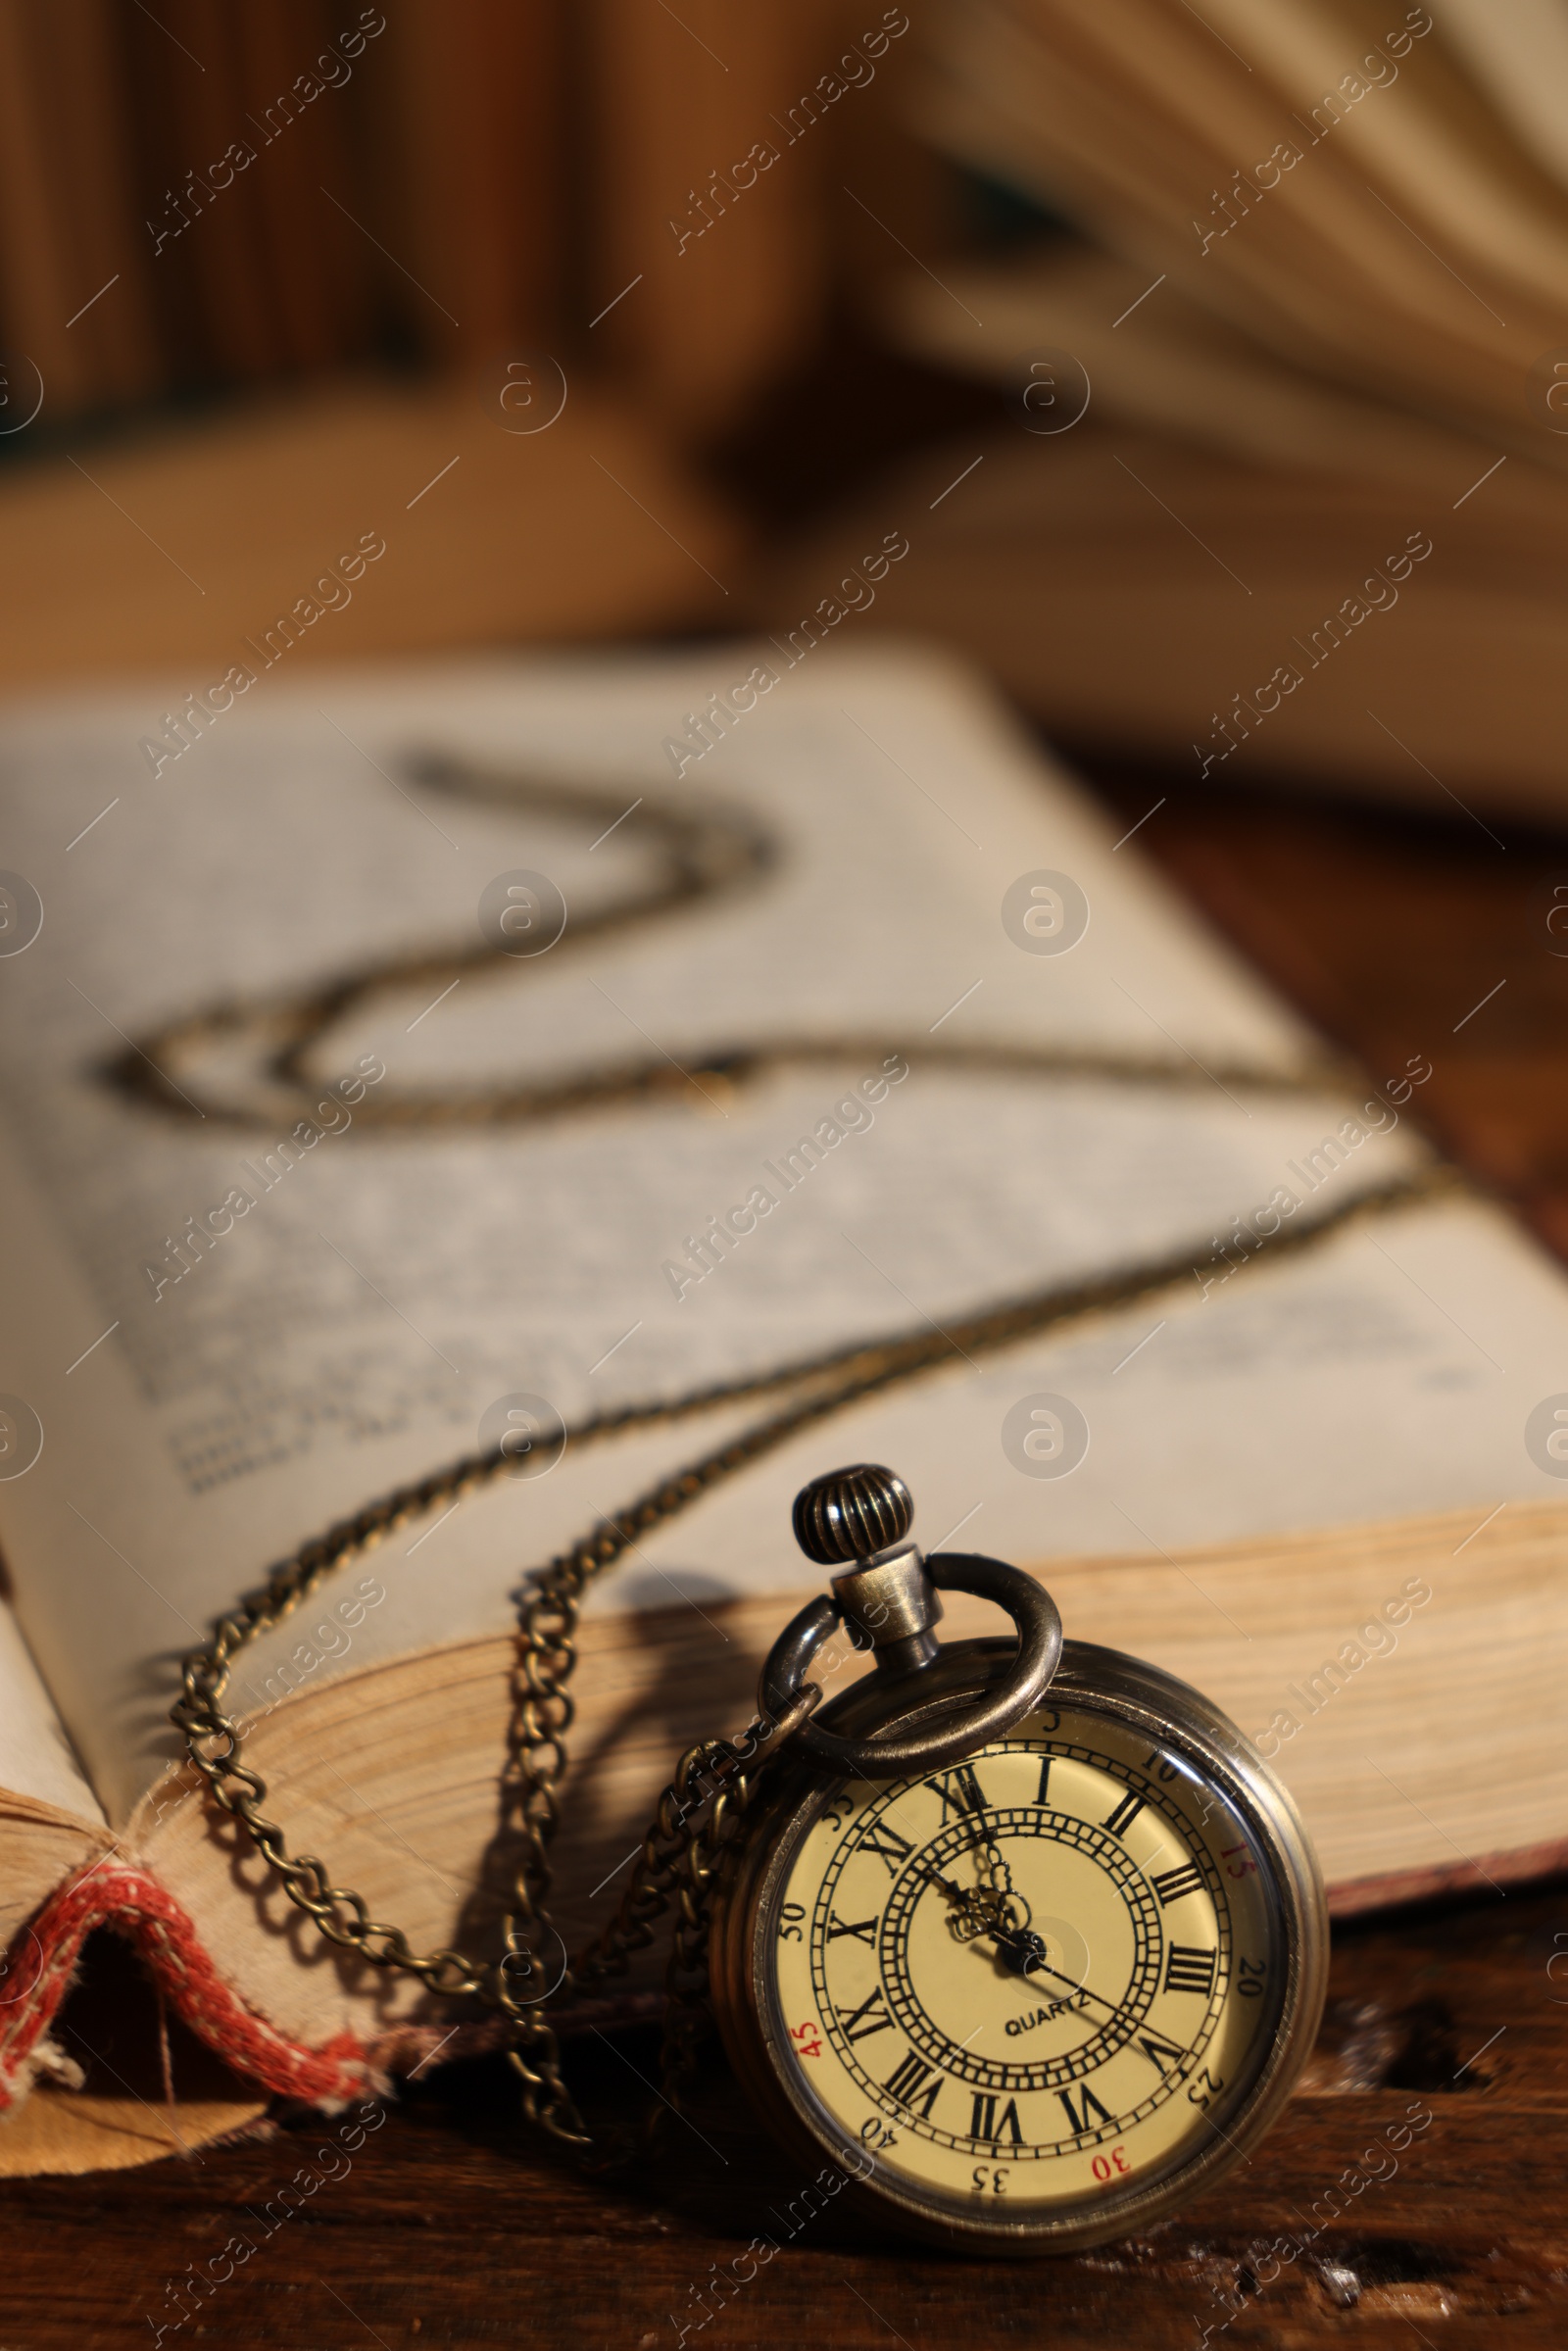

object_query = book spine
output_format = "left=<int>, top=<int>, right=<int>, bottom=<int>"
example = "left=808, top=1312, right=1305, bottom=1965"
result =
left=0, top=1857, right=371, bottom=2121
left=0, top=2, right=103, bottom=415
left=379, top=0, right=562, bottom=368
left=589, top=0, right=821, bottom=432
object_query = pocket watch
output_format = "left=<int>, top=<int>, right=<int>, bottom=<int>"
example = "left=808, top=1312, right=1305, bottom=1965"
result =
left=709, top=1464, right=1329, bottom=2254
left=178, top=1452, right=1327, bottom=2253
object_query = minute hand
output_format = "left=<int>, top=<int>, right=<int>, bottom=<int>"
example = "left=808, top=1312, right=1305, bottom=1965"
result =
left=987, top=1925, right=1126, bottom=2025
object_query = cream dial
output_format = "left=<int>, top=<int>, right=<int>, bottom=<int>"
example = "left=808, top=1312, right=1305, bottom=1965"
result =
left=768, top=1697, right=1283, bottom=2217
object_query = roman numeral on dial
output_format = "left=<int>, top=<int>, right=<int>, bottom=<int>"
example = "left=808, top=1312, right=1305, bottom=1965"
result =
left=1102, top=1789, right=1147, bottom=1838
left=1056, top=2081, right=1114, bottom=2135
left=1152, top=1862, right=1204, bottom=1906
left=826, top=1912, right=878, bottom=1946
left=883, top=2047, right=943, bottom=2119
left=932, top=1764, right=986, bottom=1822
left=969, top=2091, right=1024, bottom=2147
left=1163, top=1944, right=1219, bottom=1996
left=857, top=1820, right=914, bottom=1877
left=833, top=1984, right=894, bottom=2042
left=1035, top=1754, right=1053, bottom=1805
left=1135, top=2028, right=1188, bottom=2075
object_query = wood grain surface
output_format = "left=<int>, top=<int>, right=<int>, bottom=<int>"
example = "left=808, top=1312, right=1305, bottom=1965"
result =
left=4, top=765, right=1567, bottom=2349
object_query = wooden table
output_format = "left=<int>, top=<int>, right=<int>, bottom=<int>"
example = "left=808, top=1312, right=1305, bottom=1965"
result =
left=5, top=766, right=1566, bottom=2348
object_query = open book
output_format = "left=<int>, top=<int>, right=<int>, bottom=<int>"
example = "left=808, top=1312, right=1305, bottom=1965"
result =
left=2, top=644, right=1566, bottom=2174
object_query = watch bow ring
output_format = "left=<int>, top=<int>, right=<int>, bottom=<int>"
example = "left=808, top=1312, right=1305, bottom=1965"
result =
left=759, top=1464, right=1064, bottom=1777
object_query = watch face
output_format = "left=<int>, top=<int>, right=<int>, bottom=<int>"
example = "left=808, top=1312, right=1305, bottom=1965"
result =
left=752, top=1665, right=1315, bottom=2244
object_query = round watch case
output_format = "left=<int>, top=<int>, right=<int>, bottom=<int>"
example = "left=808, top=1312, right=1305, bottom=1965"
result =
left=709, top=1636, right=1329, bottom=2255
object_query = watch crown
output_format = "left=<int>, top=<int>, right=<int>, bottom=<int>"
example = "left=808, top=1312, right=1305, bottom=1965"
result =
left=792, top=1463, right=913, bottom=1565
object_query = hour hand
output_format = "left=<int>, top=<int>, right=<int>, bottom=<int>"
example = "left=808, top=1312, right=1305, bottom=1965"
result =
left=916, top=1861, right=1010, bottom=1946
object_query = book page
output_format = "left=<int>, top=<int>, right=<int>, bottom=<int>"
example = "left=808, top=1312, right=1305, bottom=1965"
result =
left=0, top=644, right=1565, bottom=1823
left=0, top=1597, right=102, bottom=1823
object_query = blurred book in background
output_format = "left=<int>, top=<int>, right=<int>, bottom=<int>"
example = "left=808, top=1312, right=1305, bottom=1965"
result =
left=0, top=0, right=927, bottom=432
left=3, top=3, right=1568, bottom=792
left=747, top=0, right=1568, bottom=814
left=0, top=1, right=938, bottom=681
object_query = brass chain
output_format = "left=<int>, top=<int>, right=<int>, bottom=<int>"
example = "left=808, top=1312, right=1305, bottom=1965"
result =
left=100, top=753, right=1358, bottom=1137
left=150, top=752, right=1464, bottom=2149
left=172, top=1158, right=1463, bottom=2158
